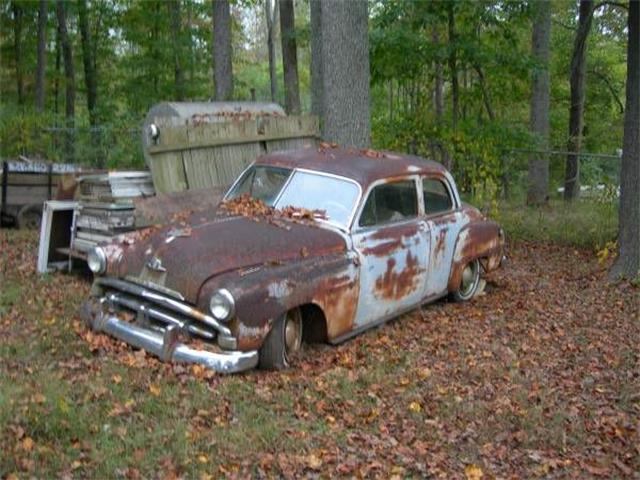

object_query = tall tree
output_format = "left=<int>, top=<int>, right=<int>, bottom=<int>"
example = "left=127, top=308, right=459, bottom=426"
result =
left=265, top=0, right=278, bottom=102
left=35, top=0, right=48, bottom=112
left=527, top=0, right=552, bottom=206
left=12, top=1, right=24, bottom=105
left=432, top=28, right=444, bottom=123
left=78, top=0, right=103, bottom=167
left=56, top=0, right=75, bottom=161
left=447, top=3, right=459, bottom=130
left=610, top=0, right=640, bottom=280
left=212, top=0, right=233, bottom=101
left=279, top=0, right=300, bottom=114
left=311, top=0, right=370, bottom=147
left=564, top=0, right=594, bottom=201
left=169, top=0, right=185, bottom=101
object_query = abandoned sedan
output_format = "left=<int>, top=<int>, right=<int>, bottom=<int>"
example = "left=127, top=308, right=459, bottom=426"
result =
left=81, top=147, right=505, bottom=373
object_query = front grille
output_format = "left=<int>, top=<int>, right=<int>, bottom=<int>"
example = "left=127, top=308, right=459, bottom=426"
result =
left=95, top=277, right=231, bottom=339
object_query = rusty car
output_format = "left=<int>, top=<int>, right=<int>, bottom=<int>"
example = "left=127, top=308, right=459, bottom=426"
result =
left=81, top=147, right=506, bottom=373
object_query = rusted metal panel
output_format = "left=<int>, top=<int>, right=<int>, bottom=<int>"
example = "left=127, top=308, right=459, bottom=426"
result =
left=447, top=218, right=504, bottom=292
left=352, top=219, right=429, bottom=326
left=257, top=146, right=447, bottom=194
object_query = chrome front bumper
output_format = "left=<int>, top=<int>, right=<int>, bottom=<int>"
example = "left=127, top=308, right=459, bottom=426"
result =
left=82, top=302, right=258, bottom=374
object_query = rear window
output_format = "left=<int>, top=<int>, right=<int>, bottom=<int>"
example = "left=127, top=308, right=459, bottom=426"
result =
left=359, top=180, right=418, bottom=227
left=423, top=178, right=453, bottom=214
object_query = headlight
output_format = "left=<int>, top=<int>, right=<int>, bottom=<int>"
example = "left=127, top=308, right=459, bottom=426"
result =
left=87, top=247, right=107, bottom=274
left=209, top=289, right=235, bottom=322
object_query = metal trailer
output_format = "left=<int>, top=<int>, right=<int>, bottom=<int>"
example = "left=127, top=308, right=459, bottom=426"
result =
left=0, top=160, right=82, bottom=229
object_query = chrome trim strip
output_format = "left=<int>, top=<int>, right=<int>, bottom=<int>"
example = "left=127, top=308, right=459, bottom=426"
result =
left=106, top=293, right=215, bottom=340
left=96, top=278, right=232, bottom=337
left=90, top=313, right=258, bottom=374
left=124, top=276, right=186, bottom=301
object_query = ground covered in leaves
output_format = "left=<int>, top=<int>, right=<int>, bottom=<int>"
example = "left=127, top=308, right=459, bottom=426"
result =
left=1, top=230, right=638, bottom=479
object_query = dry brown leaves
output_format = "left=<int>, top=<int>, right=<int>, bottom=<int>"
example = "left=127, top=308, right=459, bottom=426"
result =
left=219, top=194, right=327, bottom=225
left=1, top=230, right=639, bottom=478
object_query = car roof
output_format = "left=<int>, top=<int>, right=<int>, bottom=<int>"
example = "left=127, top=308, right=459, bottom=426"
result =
left=254, top=147, right=447, bottom=189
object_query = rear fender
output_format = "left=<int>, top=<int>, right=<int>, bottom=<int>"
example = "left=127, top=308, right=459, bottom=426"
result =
left=447, top=220, right=503, bottom=292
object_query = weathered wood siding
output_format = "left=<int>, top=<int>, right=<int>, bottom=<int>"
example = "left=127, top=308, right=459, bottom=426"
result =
left=146, top=116, right=318, bottom=193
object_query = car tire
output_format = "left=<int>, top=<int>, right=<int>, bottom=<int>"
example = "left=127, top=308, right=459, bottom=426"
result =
left=259, top=308, right=303, bottom=370
left=17, top=204, right=43, bottom=230
left=449, top=258, right=481, bottom=302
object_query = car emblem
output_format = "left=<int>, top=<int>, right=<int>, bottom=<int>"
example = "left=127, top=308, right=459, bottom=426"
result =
left=146, top=256, right=166, bottom=272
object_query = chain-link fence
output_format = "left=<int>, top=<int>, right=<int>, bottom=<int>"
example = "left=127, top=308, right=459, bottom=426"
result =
left=501, top=149, right=621, bottom=204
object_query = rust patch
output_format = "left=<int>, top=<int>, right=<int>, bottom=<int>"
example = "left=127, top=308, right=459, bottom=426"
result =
left=434, top=228, right=448, bottom=257
left=375, top=252, right=421, bottom=301
left=313, top=273, right=359, bottom=340
left=362, top=239, right=403, bottom=257
left=369, top=222, right=419, bottom=241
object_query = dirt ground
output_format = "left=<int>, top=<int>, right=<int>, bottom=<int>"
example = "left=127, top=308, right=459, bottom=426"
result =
left=1, top=230, right=638, bottom=479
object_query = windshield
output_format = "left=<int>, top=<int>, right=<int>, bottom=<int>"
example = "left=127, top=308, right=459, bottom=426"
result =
left=275, top=171, right=359, bottom=227
left=227, top=165, right=291, bottom=205
left=227, top=165, right=359, bottom=228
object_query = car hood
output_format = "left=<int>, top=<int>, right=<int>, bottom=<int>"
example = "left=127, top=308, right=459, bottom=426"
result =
left=105, top=214, right=347, bottom=303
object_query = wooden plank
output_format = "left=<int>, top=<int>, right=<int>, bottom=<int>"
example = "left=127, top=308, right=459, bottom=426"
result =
left=209, top=143, right=261, bottom=186
left=265, top=136, right=317, bottom=153
left=148, top=116, right=319, bottom=154
left=182, top=123, right=221, bottom=188
left=149, top=152, right=188, bottom=194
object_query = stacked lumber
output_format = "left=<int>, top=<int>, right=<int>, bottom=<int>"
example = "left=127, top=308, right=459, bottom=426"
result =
left=72, top=172, right=154, bottom=253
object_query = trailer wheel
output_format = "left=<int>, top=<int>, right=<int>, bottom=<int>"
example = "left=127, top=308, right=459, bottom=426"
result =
left=17, top=204, right=43, bottom=230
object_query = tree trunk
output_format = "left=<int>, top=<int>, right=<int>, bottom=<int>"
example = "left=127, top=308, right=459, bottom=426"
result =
left=564, top=0, right=594, bottom=201
left=310, top=0, right=370, bottom=148
left=12, top=2, right=24, bottom=105
left=151, top=1, right=160, bottom=96
left=169, top=0, right=185, bottom=101
left=78, top=0, right=104, bottom=167
left=56, top=0, right=75, bottom=162
left=447, top=3, right=459, bottom=130
left=279, top=0, right=300, bottom=114
left=473, top=65, right=495, bottom=121
left=610, top=0, right=640, bottom=280
left=54, top=20, right=61, bottom=117
left=527, top=0, right=552, bottom=206
left=265, top=0, right=278, bottom=102
left=35, top=0, right=48, bottom=112
left=212, top=0, right=233, bottom=101
left=433, top=29, right=444, bottom=121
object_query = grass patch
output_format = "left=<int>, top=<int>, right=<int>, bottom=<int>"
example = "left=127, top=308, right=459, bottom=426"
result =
left=496, top=199, right=618, bottom=250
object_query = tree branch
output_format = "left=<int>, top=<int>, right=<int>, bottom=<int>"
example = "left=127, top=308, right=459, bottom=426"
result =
left=589, top=68, right=625, bottom=113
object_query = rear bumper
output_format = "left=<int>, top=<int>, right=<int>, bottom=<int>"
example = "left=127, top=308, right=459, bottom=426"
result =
left=83, top=304, right=258, bottom=374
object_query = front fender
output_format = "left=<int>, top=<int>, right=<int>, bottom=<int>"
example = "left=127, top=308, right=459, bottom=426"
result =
left=198, top=253, right=359, bottom=350
left=447, top=220, right=504, bottom=292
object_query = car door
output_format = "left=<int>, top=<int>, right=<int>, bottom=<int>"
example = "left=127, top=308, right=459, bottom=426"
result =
left=422, top=176, right=460, bottom=297
left=351, top=177, right=430, bottom=328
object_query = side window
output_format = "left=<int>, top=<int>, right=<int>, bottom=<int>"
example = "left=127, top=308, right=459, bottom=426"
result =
left=359, top=180, right=418, bottom=227
left=423, top=178, right=453, bottom=215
